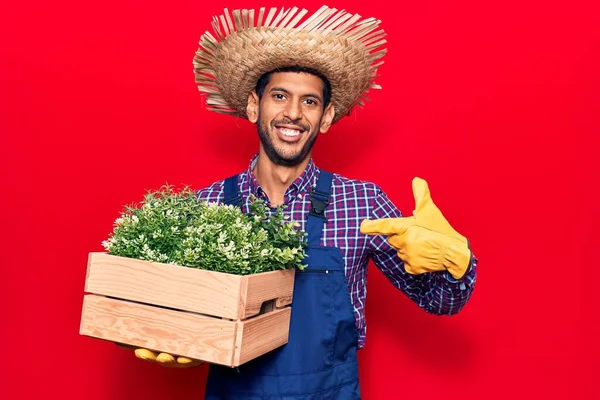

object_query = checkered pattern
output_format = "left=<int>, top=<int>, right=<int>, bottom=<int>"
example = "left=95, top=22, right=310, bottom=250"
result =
left=197, top=154, right=478, bottom=348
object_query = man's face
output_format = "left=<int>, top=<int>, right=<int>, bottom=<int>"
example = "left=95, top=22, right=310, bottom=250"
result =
left=247, top=72, right=334, bottom=167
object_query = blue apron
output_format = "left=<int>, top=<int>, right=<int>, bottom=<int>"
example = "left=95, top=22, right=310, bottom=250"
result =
left=205, top=170, right=361, bottom=400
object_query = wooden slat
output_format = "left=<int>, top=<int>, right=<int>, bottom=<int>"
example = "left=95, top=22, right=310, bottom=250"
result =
left=80, top=294, right=237, bottom=366
left=85, top=252, right=244, bottom=319
left=240, top=268, right=295, bottom=319
left=234, top=307, right=291, bottom=366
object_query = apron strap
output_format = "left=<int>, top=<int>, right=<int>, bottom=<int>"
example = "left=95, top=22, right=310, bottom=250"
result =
left=223, top=174, right=243, bottom=207
left=307, top=170, right=334, bottom=247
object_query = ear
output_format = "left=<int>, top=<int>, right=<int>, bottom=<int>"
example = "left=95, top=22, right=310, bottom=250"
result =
left=247, top=91, right=259, bottom=123
left=319, top=103, right=335, bottom=134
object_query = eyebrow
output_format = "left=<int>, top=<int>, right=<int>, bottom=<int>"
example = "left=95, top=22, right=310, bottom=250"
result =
left=269, top=87, right=322, bottom=102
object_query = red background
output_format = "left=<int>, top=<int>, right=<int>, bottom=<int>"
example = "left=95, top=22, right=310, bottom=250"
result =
left=1, top=0, right=598, bottom=399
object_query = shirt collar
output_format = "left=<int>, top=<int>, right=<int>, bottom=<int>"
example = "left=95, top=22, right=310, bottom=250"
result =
left=246, top=153, right=318, bottom=203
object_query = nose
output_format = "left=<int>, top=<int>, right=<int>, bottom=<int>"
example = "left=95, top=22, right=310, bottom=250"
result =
left=283, top=98, right=302, bottom=121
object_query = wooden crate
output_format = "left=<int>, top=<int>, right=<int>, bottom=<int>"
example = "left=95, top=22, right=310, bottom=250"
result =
left=80, top=252, right=295, bottom=367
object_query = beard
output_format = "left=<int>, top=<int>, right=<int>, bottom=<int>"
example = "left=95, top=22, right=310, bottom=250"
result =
left=257, top=113, right=320, bottom=167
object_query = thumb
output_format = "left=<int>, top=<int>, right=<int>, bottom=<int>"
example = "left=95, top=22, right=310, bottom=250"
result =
left=360, top=217, right=417, bottom=236
left=412, top=177, right=437, bottom=216
left=412, top=177, right=434, bottom=216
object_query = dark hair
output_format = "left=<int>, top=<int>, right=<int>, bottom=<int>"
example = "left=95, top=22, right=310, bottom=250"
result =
left=255, top=66, right=332, bottom=109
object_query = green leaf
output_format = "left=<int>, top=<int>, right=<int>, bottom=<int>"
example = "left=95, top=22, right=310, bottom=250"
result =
left=102, top=185, right=308, bottom=275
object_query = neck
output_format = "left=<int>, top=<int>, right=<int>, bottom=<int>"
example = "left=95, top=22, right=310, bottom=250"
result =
left=253, top=149, right=311, bottom=206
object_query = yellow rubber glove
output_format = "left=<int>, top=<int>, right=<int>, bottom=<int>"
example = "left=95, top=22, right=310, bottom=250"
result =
left=115, top=343, right=204, bottom=368
left=360, top=177, right=472, bottom=280
left=134, top=348, right=204, bottom=368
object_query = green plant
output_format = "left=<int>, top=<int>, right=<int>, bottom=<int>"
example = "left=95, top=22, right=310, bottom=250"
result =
left=101, top=185, right=308, bottom=275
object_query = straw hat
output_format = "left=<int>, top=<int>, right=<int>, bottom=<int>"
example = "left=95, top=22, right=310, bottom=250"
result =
left=193, top=5, right=387, bottom=123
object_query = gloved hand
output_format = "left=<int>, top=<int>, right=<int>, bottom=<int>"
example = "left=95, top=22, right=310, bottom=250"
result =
left=115, top=343, right=204, bottom=368
left=134, top=348, right=205, bottom=368
left=360, top=177, right=472, bottom=280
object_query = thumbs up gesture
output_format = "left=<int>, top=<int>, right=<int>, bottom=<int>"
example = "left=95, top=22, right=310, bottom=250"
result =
left=361, top=178, right=472, bottom=280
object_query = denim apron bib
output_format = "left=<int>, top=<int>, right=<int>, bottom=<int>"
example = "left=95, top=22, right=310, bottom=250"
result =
left=204, top=170, right=361, bottom=400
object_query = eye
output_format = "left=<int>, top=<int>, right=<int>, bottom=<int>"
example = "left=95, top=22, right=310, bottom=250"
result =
left=304, top=98, right=318, bottom=106
left=273, top=93, right=286, bottom=100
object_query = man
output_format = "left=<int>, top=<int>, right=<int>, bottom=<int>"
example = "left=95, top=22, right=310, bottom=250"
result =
left=133, top=6, right=477, bottom=399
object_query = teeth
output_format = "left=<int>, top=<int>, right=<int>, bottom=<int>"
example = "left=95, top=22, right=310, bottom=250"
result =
left=280, top=128, right=302, bottom=137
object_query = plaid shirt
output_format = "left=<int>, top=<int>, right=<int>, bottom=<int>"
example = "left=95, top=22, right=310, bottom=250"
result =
left=197, top=154, right=478, bottom=348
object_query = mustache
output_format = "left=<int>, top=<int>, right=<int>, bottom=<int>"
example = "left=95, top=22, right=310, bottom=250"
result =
left=271, top=119, right=309, bottom=132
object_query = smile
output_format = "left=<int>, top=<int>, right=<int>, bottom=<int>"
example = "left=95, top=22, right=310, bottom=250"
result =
left=279, top=128, right=303, bottom=137
left=274, top=124, right=307, bottom=143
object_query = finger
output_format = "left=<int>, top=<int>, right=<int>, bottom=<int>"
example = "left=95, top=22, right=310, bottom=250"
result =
left=411, top=177, right=433, bottom=215
left=134, top=348, right=158, bottom=362
left=395, top=248, right=408, bottom=262
left=360, top=217, right=416, bottom=236
left=156, top=353, right=176, bottom=365
left=402, top=258, right=429, bottom=275
left=156, top=352, right=178, bottom=367
left=403, top=261, right=418, bottom=275
left=176, top=356, right=205, bottom=368
left=387, top=234, right=408, bottom=250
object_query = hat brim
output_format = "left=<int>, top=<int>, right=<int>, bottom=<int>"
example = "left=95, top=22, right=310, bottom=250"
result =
left=193, top=6, right=386, bottom=123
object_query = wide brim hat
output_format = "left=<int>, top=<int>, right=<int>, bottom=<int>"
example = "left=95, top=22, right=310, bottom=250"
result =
left=193, top=5, right=387, bottom=123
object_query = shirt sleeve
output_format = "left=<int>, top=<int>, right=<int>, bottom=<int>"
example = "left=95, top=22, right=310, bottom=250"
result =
left=196, top=181, right=225, bottom=202
left=366, top=186, right=478, bottom=315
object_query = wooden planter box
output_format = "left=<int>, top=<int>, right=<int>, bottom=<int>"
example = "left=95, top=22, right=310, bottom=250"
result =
left=80, top=252, right=295, bottom=367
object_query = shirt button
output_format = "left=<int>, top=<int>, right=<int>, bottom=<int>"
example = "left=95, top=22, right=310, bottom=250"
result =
left=297, top=193, right=303, bottom=199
